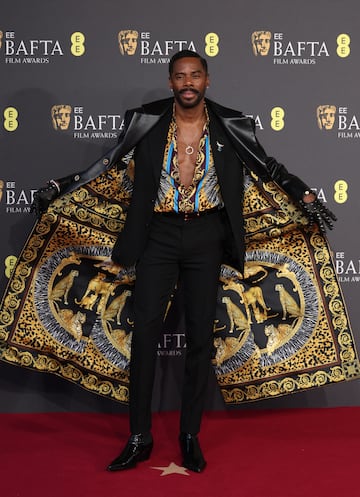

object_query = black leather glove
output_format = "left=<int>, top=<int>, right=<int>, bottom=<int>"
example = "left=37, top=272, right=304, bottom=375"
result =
left=30, top=181, right=60, bottom=218
left=299, top=198, right=337, bottom=234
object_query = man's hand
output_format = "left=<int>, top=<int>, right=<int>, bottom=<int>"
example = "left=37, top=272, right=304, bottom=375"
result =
left=30, top=181, right=59, bottom=218
left=302, top=191, right=316, bottom=204
left=299, top=192, right=337, bottom=234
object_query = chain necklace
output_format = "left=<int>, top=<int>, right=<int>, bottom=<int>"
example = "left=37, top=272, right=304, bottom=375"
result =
left=177, top=129, right=203, bottom=156
left=175, top=105, right=207, bottom=156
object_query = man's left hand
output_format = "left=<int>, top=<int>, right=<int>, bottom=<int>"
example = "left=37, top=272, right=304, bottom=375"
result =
left=299, top=193, right=337, bottom=234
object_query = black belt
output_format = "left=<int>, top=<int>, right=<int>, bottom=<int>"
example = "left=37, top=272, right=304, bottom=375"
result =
left=155, top=206, right=223, bottom=221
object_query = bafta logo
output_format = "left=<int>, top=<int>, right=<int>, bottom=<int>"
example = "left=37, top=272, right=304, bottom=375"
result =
left=0, top=31, right=3, bottom=50
left=251, top=31, right=272, bottom=56
left=317, top=105, right=336, bottom=130
left=118, top=29, right=138, bottom=56
left=0, top=179, right=3, bottom=202
left=51, top=105, right=72, bottom=131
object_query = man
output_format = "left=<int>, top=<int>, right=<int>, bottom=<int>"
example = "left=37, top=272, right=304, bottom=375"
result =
left=32, top=50, right=335, bottom=473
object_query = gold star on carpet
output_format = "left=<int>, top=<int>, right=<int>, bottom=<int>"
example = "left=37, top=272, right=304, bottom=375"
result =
left=151, top=462, right=190, bottom=476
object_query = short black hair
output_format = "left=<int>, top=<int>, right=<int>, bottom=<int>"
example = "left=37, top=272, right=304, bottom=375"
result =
left=169, top=50, right=208, bottom=75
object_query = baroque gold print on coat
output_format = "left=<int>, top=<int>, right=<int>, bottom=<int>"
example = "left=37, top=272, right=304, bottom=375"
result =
left=37, top=245, right=135, bottom=368
left=214, top=251, right=313, bottom=375
left=0, top=168, right=359, bottom=404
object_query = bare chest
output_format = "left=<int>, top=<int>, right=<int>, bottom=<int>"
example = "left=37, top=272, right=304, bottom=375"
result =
left=176, top=126, right=204, bottom=188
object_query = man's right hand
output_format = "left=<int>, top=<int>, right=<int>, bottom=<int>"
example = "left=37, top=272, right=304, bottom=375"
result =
left=30, top=181, right=60, bottom=218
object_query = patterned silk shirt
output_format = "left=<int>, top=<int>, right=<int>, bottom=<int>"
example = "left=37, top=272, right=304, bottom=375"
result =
left=154, top=110, right=223, bottom=213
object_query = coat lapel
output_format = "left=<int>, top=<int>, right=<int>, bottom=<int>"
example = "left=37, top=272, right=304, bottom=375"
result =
left=209, top=118, right=227, bottom=182
left=206, top=99, right=270, bottom=180
left=145, top=107, right=173, bottom=183
left=61, top=99, right=173, bottom=196
left=61, top=96, right=271, bottom=197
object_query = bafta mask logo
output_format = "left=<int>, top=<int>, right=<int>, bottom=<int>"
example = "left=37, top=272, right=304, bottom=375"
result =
left=252, top=31, right=272, bottom=56
left=0, top=179, right=4, bottom=202
left=118, top=30, right=138, bottom=56
left=0, top=31, right=3, bottom=50
left=317, top=105, right=336, bottom=130
left=51, top=105, right=72, bottom=131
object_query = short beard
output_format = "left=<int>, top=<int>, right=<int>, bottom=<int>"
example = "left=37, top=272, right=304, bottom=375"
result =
left=173, top=89, right=204, bottom=109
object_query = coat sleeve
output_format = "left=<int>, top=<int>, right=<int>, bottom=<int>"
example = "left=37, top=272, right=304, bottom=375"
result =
left=264, top=155, right=311, bottom=200
left=251, top=121, right=311, bottom=201
left=52, top=109, right=136, bottom=194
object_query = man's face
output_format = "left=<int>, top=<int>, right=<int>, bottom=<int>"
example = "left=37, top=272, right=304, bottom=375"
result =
left=169, top=57, right=209, bottom=109
left=319, top=107, right=336, bottom=129
left=254, top=33, right=271, bottom=55
left=122, top=32, right=138, bottom=55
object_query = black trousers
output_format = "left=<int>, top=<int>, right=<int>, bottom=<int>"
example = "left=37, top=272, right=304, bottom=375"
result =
left=129, top=210, right=225, bottom=435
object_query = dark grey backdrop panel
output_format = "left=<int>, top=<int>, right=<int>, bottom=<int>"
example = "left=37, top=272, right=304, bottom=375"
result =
left=1, top=0, right=359, bottom=412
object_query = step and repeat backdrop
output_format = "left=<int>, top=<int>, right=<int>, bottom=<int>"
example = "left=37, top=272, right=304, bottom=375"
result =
left=1, top=0, right=360, bottom=413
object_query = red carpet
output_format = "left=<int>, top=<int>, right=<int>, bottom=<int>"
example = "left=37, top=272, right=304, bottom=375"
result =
left=1, top=407, right=359, bottom=497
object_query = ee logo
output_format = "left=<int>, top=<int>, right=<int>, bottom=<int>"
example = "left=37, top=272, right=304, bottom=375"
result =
left=336, top=34, right=350, bottom=58
left=4, top=107, right=18, bottom=132
left=334, top=180, right=348, bottom=203
left=71, top=32, right=85, bottom=56
left=271, top=107, right=285, bottom=131
left=5, top=255, right=17, bottom=278
left=205, top=32, right=219, bottom=57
